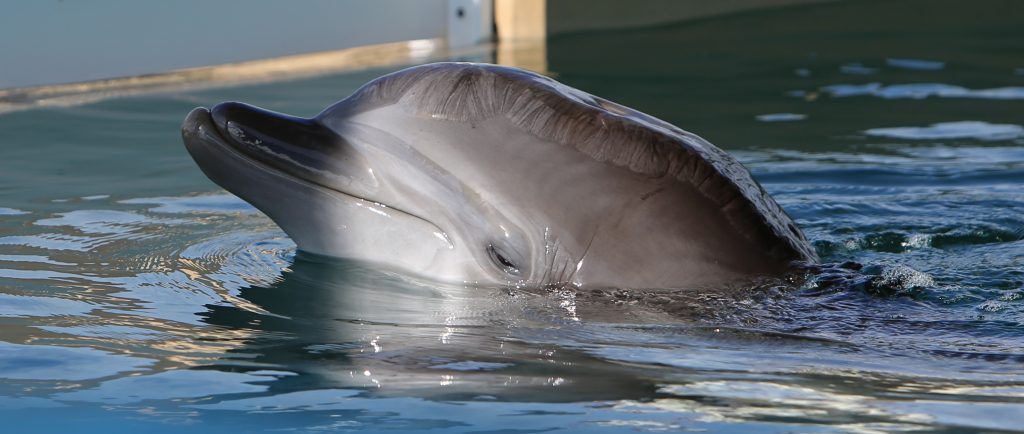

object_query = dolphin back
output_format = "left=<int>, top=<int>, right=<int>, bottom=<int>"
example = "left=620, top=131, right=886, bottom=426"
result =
left=323, top=63, right=817, bottom=264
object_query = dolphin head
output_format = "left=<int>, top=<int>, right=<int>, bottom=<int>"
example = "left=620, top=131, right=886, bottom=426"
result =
left=183, top=63, right=816, bottom=289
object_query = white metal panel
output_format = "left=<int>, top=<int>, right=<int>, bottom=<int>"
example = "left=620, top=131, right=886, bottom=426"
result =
left=447, top=0, right=494, bottom=48
left=0, top=0, right=452, bottom=89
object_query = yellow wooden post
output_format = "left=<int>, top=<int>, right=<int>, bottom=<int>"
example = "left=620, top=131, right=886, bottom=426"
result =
left=494, top=0, right=547, bottom=73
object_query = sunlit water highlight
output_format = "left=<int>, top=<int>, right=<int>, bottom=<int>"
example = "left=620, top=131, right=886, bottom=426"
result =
left=1, top=1, right=1023, bottom=432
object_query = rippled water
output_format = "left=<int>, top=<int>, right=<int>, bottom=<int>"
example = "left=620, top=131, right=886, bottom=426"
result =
left=2, top=1, right=1024, bottom=432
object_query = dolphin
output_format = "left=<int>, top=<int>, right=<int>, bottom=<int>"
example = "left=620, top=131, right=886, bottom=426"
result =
left=181, top=62, right=816, bottom=289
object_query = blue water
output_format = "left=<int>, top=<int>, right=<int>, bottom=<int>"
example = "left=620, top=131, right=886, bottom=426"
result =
left=2, top=1, right=1024, bottom=432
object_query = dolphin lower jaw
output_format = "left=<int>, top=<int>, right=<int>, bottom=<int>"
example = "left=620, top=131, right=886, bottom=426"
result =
left=182, top=107, right=486, bottom=281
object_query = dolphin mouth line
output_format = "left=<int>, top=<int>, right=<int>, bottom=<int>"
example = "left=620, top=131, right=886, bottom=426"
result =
left=184, top=107, right=440, bottom=230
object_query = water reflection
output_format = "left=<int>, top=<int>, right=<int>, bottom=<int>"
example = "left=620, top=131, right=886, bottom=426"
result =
left=0, top=341, right=151, bottom=381
left=200, top=253, right=664, bottom=402
left=864, top=121, right=1024, bottom=141
left=821, top=82, right=1024, bottom=100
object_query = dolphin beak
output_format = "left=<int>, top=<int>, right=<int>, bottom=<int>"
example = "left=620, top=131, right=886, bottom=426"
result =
left=209, top=101, right=342, bottom=169
left=203, top=102, right=364, bottom=189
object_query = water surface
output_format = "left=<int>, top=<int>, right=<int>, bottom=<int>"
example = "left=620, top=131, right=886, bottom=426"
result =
left=2, top=1, right=1023, bottom=432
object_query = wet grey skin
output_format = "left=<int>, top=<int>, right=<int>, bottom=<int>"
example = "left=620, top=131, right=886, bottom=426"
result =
left=182, top=62, right=816, bottom=290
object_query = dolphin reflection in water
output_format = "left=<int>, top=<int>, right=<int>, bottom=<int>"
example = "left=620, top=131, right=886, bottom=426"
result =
left=182, top=62, right=816, bottom=290
left=201, top=255, right=674, bottom=401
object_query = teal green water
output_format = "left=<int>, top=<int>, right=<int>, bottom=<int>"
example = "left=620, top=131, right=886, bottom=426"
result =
left=2, top=1, right=1024, bottom=432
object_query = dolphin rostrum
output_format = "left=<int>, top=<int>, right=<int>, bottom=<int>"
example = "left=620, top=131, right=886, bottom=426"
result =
left=182, top=62, right=816, bottom=290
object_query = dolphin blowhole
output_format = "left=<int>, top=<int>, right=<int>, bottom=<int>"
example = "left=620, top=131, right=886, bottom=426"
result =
left=182, top=62, right=816, bottom=290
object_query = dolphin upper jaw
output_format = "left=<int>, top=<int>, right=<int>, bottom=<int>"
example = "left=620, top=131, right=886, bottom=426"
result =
left=183, top=106, right=419, bottom=223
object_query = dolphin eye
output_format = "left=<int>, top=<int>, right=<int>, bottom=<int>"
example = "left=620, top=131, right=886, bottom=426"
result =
left=487, top=244, right=520, bottom=276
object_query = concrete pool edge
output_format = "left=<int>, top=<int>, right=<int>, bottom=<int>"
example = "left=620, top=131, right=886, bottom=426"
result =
left=0, top=38, right=494, bottom=115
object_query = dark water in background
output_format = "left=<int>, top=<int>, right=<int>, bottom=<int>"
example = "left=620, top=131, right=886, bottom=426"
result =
left=2, top=1, right=1023, bottom=432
